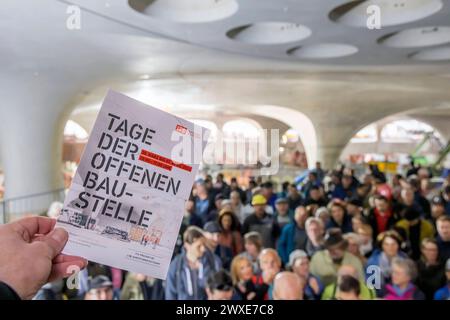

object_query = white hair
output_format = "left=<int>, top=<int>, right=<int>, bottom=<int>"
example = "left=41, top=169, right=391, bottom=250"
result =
left=47, top=201, right=63, bottom=219
left=306, top=216, right=324, bottom=230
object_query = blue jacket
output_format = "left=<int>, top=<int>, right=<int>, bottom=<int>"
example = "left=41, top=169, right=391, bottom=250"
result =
left=365, top=249, right=408, bottom=296
left=277, top=222, right=307, bottom=265
left=434, top=285, right=450, bottom=300
left=165, top=249, right=221, bottom=300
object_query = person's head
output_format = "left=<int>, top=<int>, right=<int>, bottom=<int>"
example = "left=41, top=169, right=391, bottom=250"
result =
left=421, top=238, right=439, bottom=263
left=305, top=216, right=324, bottom=242
left=309, top=186, right=321, bottom=200
left=437, top=216, right=450, bottom=241
left=204, top=178, right=213, bottom=190
left=330, top=201, right=346, bottom=223
left=374, top=195, right=389, bottom=212
left=356, top=184, right=369, bottom=199
left=308, top=171, right=318, bottom=182
left=288, top=184, right=299, bottom=197
left=294, top=206, right=309, bottom=228
left=206, top=270, right=234, bottom=300
left=403, top=207, right=421, bottom=224
left=289, top=250, right=309, bottom=278
left=259, top=248, right=281, bottom=274
left=215, top=194, right=225, bottom=210
left=356, top=224, right=373, bottom=245
left=343, top=233, right=362, bottom=257
left=401, top=187, right=415, bottom=206
left=346, top=198, right=363, bottom=217
left=185, top=198, right=195, bottom=214
left=230, top=191, right=241, bottom=206
left=391, top=257, right=417, bottom=287
left=218, top=210, right=239, bottom=232
left=275, top=198, right=289, bottom=216
left=230, top=255, right=253, bottom=284
left=221, top=199, right=232, bottom=212
left=216, top=173, right=224, bottom=183
left=337, top=264, right=359, bottom=279
left=331, top=171, right=342, bottom=185
left=336, top=275, right=360, bottom=300
left=342, top=175, right=353, bottom=189
left=417, top=168, right=430, bottom=180
left=244, top=232, right=263, bottom=258
left=230, top=177, right=239, bottom=189
left=343, top=168, right=353, bottom=177
left=377, top=231, right=403, bottom=258
left=196, top=182, right=208, bottom=197
left=392, top=174, right=403, bottom=186
left=362, top=173, right=374, bottom=186
left=407, top=176, right=420, bottom=192
left=315, top=207, right=330, bottom=225
left=84, top=276, right=114, bottom=300
left=251, top=194, right=267, bottom=217
left=203, top=222, right=221, bottom=248
left=351, top=215, right=365, bottom=233
left=316, top=161, right=322, bottom=170
left=431, top=196, right=446, bottom=220
left=272, top=272, right=304, bottom=300
left=47, top=201, right=63, bottom=219
left=261, top=181, right=274, bottom=198
left=183, top=226, right=207, bottom=260
left=324, top=228, right=348, bottom=263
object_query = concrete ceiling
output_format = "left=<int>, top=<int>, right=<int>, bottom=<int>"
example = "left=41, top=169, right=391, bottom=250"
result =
left=65, top=0, right=450, bottom=65
left=0, top=0, right=450, bottom=195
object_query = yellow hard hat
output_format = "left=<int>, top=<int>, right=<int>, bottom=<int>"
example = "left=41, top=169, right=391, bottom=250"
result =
left=252, top=194, right=267, bottom=206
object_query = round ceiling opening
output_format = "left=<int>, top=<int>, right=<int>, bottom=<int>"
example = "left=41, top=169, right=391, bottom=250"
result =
left=329, top=0, right=443, bottom=28
left=379, top=26, right=450, bottom=48
left=227, top=22, right=312, bottom=45
left=288, top=43, right=359, bottom=59
left=410, top=46, right=450, bottom=61
left=128, top=0, right=238, bottom=23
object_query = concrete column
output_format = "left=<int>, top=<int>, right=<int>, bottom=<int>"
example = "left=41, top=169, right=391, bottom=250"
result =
left=316, top=144, right=347, bottom=170
left=313, top=123, right=359, bottom=170
left=0, top=76, right=73, bottom=221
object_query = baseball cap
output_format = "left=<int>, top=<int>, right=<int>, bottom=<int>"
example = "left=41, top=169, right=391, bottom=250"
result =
left=252, top=194, right=267, bottom=206
left=288, top=249, right=308, bottom=268
left=347, top=198, right=363, bottom=207
left=275, top=198, right=288, bottom=205
left=88, top=275, right=113, bottom=290
left=203, top=221, right=221, bottom=234
left=431, top=196, right=445, bottom=206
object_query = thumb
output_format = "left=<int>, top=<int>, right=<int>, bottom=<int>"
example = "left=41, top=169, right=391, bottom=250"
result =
left=39, top=228, right=69, bottom=259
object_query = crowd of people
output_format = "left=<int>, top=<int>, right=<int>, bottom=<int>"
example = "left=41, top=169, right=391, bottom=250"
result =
left=33, top=162, right=450, bottom=300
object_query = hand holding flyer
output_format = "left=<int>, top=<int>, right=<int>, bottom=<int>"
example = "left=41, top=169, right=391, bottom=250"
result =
left=57, top=90, right=209, bottom=280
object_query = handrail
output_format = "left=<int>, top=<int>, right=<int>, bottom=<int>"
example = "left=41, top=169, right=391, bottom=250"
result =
left=0, top=188, right=66, bottom=203
left=0, top=189, right=66, bottom=224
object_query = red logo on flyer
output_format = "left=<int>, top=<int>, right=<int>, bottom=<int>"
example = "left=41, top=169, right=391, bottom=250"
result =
left=176, top=125, right=187, bottom=134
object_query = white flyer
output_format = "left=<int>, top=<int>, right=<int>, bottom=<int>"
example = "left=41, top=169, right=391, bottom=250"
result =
left=57, top=90, right=209, bottom=280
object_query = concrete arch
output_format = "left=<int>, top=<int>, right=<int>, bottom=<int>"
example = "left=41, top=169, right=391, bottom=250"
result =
left=340, top=109, right=450, bottom=162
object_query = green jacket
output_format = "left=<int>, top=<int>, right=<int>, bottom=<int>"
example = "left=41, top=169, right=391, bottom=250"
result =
left=395, top=219, right=435, bottom=242
left=321, top=281, right=376, bottom=300
left=310, top=250, right=364, bottom=286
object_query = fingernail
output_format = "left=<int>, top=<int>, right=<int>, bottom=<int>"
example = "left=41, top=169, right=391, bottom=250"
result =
left=51, top=228, right=68, bottom=243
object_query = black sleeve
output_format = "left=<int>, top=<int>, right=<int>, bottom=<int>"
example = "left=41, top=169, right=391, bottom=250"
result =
left=248, top=280, right=269, bottom=301
left=0, top=282, right=21, bottom=300
left=242, top=217, right=250, bottom=235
